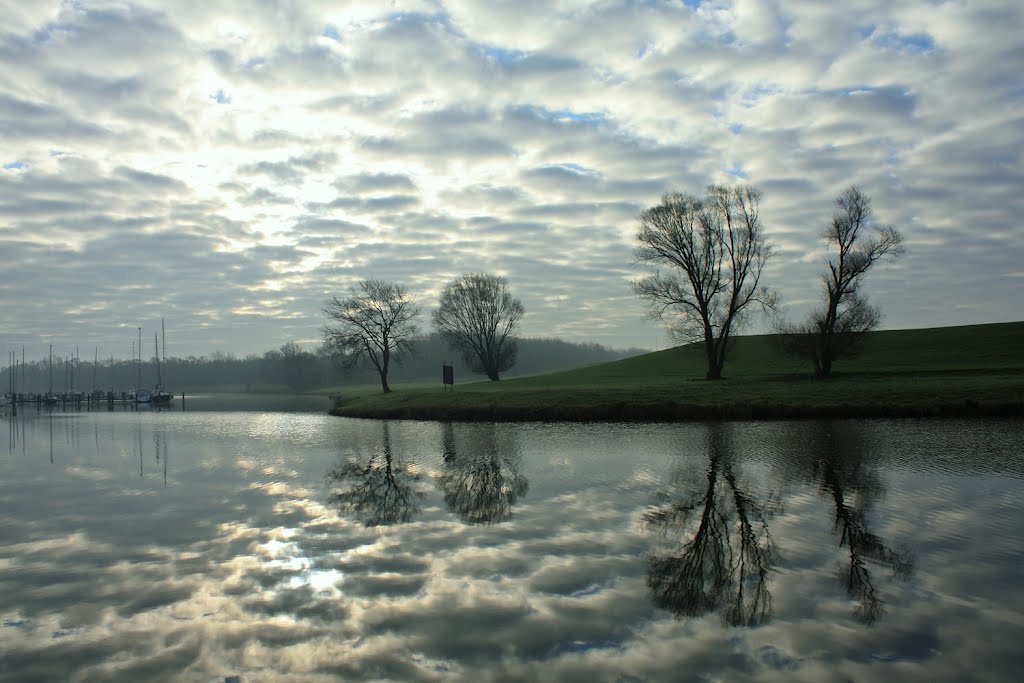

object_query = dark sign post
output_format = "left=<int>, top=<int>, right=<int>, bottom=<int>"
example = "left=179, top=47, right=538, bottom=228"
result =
left=442, top=362, right=454, bottom=392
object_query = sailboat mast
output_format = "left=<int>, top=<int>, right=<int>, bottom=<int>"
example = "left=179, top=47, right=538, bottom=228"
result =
left=137, top=327, right=142, bottom=390
left=155, top=333, right=162, bottom=386
left=93, top=347, right=98, bottom=392
left=49, top=344, right=53, bottom=394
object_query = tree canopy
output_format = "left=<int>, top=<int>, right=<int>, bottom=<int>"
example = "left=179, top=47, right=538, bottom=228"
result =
left=322, top=279, right=421, bottom=393
left=633, top=185, right=777, bottom=380
left=780, top=187, right=905, bottom=377
left=432, top=273, right=525, bottom=381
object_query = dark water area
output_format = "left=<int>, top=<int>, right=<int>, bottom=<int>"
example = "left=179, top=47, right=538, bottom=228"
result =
left=1, top=408, right=1022, bottom=682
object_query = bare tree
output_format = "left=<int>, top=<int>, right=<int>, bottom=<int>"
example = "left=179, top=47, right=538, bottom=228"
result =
left=633, top=185, right=777, bottom=380
left=322, top=279, right=421, bottom=393
left=432, top=273, right=524, bottom=381
left=782, top=187, right=904, bottom=377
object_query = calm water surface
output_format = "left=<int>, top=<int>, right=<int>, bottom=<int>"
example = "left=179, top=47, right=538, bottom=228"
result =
left=1, top=405, right=1022, bottom=682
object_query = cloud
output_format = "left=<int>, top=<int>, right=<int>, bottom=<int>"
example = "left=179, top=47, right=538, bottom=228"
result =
left=0, top=0, right=1020, bottom=358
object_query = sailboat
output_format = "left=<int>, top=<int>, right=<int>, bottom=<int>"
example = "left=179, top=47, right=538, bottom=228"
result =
left=151, top=321, right=173, bottom=405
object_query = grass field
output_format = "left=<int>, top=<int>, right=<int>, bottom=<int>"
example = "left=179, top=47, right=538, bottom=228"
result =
left=328, top=321, right=1024, bottom=421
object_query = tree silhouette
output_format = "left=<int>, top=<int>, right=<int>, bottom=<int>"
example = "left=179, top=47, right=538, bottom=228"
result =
left=325, top=422, right=422, bottom=526
left=643, top=424, right=778, bottom=625
left=438, top=423, right=528, bottom=524
left=322, top=279, right=422, bottom=393
left=633, top=185, right=777, bottom=380
left=432, top=273, right=524, bottom=381
left=779, top=187, right=904, bottom=377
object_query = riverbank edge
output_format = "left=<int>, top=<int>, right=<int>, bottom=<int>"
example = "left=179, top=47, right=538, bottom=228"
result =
left=329, top=398, right=1024, bottom=422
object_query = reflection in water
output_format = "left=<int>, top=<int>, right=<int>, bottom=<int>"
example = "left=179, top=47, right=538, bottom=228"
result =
left=154, top=429, right=168, bottom=485
left=0, top=413, right=1021, bottom=681
left=643, top=424, right=779, bottom=626
left=808, top=423, right=914, bottom=624
left=325, top=422, right=423, bottom=526
left=437, top=422, right=528, bottom=524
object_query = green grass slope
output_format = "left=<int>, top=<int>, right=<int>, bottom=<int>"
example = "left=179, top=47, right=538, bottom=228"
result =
left=330, top=321, right=1024, bottom=421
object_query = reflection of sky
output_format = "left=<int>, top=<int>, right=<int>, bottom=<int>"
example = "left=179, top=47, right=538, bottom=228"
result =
left=1, top=413, right=1022, bottom=681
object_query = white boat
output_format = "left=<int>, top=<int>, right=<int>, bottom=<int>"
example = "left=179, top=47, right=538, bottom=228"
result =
left=151, top=386, right=173, bottom=405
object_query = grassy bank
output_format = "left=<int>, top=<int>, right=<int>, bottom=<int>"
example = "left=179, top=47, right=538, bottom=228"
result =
left=329, top=321, right=1024, bottom=422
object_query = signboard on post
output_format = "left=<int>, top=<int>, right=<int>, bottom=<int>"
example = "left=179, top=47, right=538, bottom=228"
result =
left=442, top=363, right=454, bottom=392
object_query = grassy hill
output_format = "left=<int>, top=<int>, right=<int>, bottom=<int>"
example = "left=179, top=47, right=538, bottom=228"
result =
left=329, top=321, right=1024, bottom=421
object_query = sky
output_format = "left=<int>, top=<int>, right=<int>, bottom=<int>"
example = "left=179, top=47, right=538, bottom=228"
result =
left=1, top=0, right=1022, bottom=361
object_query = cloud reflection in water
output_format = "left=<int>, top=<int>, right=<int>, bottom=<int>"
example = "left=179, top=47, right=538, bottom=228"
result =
left=0, top=413, right=1021, bottom=681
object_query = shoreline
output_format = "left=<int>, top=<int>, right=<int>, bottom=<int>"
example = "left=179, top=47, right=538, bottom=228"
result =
left=330, top=398, right=1024, bottom=422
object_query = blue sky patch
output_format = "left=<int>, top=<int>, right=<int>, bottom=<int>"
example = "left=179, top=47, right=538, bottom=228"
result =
left=873, top=29, right=936, bottom=53
left=481, top=45, right=527, bottom=66
left=726, top=163, right=748, bottom=179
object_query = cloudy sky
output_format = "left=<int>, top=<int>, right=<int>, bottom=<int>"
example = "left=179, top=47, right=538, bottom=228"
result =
left=1, top=0, right=1021, bottom=360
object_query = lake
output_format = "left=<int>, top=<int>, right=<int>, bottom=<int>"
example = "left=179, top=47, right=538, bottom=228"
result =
left=1, top=402, right=1022, bottom=682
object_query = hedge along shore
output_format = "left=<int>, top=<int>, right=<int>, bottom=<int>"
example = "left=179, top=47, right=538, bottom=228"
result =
left=329, top=395, right=1024, bottom=422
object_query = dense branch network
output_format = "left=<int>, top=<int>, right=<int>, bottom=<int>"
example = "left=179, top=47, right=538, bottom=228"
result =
left=322, top=279, right=421, bottom=393
left=633, top=185, right=777, bottom=380
left=780, top=187, right=905, bottom=377
left=432, top=273, right=524, bottom=381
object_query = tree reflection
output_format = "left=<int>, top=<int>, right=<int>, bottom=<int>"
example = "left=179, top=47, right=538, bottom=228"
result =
left=325, top=422, right=423, bottom=526
left=643, top=424, right=778, bottom=626
left=438, top=422, right=528, bottom=524
left=808, top=423, right=913, bottom=624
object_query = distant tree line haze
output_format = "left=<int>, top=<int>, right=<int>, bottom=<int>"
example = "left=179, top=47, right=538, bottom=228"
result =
left=322, top=272, right=526, bottom=392
left=0, top=336, right=641, bottom=395
left=633, top=184, right=903, bottom=380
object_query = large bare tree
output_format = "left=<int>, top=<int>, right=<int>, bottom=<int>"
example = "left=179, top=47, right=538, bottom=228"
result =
left=633, top=185, right=777, bottom=380
left=322, top=279, right=421, bottom=393
left=782, top=187, right=904, bottom=377
left=432, top=273, right=524, bottom=381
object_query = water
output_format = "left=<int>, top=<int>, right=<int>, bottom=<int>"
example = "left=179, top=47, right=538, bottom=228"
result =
left=1, top=407, right=1022, bottom=682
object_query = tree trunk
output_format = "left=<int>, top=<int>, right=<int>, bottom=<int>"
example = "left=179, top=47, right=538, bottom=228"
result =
left=486, top=369, right=500, bottom=381
left=704, top=336, right=724, bottom=380
left=811, top=334, right=828, bottom=378
left=379, top=351, right=391, bottom=393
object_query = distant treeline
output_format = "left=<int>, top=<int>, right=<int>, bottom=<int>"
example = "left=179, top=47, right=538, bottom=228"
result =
left=1, top=335, right=644, bottom=393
